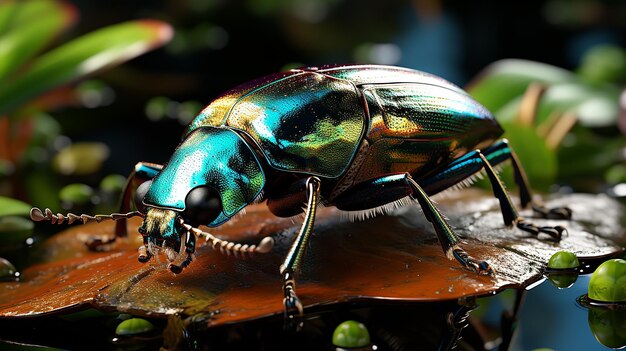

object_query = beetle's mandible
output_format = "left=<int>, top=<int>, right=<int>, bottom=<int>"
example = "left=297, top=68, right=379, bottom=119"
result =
left=31, top=65, right=572, bottom=319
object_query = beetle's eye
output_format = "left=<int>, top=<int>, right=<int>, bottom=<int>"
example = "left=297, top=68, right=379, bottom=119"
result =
left=134, top=180, right=152, bottom=212
left=183, top=186, right=223, bottom=226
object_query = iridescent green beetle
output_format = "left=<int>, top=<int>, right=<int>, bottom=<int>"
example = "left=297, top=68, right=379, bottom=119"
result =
left=31, top=65, right=571, bottom=318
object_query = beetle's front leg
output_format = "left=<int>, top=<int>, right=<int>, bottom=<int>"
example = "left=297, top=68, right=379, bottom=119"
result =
left=138, top=236, right=152, bottom=262
left=86, top=162, right=163, bottom=251
left=167, top=230, right=196, bottom=274
left=279, top=177, right=321, bottom=325
left=282, top=269, right=303, bottom=317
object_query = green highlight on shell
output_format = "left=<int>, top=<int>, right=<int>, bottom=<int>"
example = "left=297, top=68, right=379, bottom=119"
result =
left=588, top=259, right=626, bottom=303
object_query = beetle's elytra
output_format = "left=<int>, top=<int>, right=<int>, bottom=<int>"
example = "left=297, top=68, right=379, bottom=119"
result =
left=31, top=64, right=572, bottom=319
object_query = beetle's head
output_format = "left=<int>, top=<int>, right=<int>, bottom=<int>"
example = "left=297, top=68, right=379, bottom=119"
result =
left=134, top=127, right=266, bottom=260
left=134, top=182, right=226, bottom=259
left=29, top=127, right=268, bottom=267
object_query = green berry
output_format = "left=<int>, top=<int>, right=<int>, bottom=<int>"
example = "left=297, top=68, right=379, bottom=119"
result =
left=548, top=251, right=579, bottom=269
left=59, top=184, right=94, bottom=205
left=115, top=318, right=154, bottom=336
left=100, top=174, right=126, bottom=194
left=588, top=259, right=626, bottom=303
left=332, top=320, right=370, bottom=348
left=0, top=257, right=17, bottom=281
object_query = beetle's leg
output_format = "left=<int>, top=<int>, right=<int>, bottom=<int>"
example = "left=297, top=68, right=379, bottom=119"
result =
left=114, top=162, right=163, bottom=237
left=86, top=162, right=163, bottom=250
left=84, top=234, right=118, bottom=250
left=138, top=236, right=152, bottom=262
left=334, top=174, right=493, bottom=275
left=279, top=176, right=321, bottom=324
left=421, top=140, right=572, bottom=220
left=477, top=151, right=566, bottom=241
left=405, top=175, right=494, bottom=276
left=503, top=141, right=572, bottom=220
left=168, top=230, right=196, bottom=274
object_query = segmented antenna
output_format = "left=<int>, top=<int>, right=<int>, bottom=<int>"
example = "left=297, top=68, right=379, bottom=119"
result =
left=30, top=207, right=142, bottom=225
left=178, top=219, right=274, bottom=255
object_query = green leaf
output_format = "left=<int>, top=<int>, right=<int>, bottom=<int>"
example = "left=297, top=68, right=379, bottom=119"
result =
left=24, top=171, right=60, bottom=211
left=0, top=196, right=31, bottom=218
left=0, top=216, right=34, bottom=242
left=494, top=83, right=620, bottom=128
left=501, top=120, right=557, bottom=190
left=557, top=127, right=623, bottom=188
left=536, top=83, right=620, bottom=128
left=577, top=44, right=626, bottom=85
left=572, top=90, right=620, bottom=127
left=0, top=197, right=34, bottom=246
left=467, top=59, right=577, bottom=113
left=0, top=0, right=77, bottom=81
left=0, top=19, right=173, bottom=115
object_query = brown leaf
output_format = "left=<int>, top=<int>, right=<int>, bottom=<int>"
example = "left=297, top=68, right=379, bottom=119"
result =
left=0, top=190, right=623, bottom=327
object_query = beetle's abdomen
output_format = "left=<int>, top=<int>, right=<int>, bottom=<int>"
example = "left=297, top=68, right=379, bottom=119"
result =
left=351, top=82, right=502, bottom=184
left=185, top=65, right=501, bottom=185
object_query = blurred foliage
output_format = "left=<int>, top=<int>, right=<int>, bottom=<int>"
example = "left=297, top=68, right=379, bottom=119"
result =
left=577, top=45, right=626, bottom=86
left=0, top=0, right=171, bottom=216
left=467, top=45, right=626, bottom=192
left=0, top=196, right=32, bottom=252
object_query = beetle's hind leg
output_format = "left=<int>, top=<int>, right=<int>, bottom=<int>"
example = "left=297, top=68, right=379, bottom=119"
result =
left=477, top=151, right=566, bottom=241
left=404, top=175, right=494, bottom=276
left=334, top=174, right=493, bottom=275
left=498, top=141, right=572, bottom=220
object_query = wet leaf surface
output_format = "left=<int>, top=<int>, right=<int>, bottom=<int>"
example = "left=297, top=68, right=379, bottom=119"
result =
left=0, top=190, right=623, bottom=327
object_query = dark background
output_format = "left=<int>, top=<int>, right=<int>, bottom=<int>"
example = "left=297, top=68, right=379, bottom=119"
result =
left=55, top=0, right=626, bottom=176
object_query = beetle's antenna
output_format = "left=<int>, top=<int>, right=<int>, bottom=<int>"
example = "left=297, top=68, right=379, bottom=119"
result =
left=178, top=218, right=274, bottom=255
left=30, top=207, right=143, bottom=225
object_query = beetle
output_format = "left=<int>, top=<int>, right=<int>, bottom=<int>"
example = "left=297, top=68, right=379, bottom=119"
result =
left=31, top=64, right=571, bottom=319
